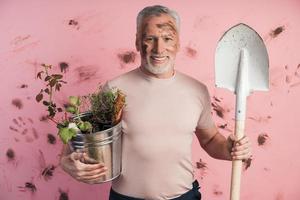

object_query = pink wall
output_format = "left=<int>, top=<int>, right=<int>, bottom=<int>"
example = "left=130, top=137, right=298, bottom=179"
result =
left=1, top=0, right=300, bottom=199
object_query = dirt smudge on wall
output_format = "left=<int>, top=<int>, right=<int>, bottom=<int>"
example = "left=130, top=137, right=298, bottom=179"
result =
left=257, top=133, right=269, bottom=146
left=118, top=51, right=136, bottom=64
left=18, top=182, right=37, bottom=193
left=19, top=84, right=28, bottom=88
left=270, top=26, right=285, bottom=38
left=213, top=186, right=223, bottom=196
left=185, top=47, right=197, bottom=58
left=41, top=165, right=56, bottom=180
left=59, top=189, right=69, bottom=200
left=47, top=133, right=56, bottom=144
left=12, top=98, right=23, bottom=109
left=9, top=126, right=18, bottom=132
left=6, top=148, right=15, bottom=160
left=39, top=115, right=48, bottom=122
left=69, top=19, right=80, bottom=30
left=75, top=66, right=98, bottom=82
left=59, top=62, right=69, bottom=73
left=243, top=158, right=252, bottom=170
left=196, top=159, right=207, bottom=169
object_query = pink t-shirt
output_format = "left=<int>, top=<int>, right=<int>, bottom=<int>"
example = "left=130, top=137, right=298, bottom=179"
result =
left=107, top=67, right=214, bottom=199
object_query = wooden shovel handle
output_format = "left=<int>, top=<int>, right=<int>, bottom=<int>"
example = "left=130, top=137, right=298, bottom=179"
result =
left=230, top=120, right=245, bottom=200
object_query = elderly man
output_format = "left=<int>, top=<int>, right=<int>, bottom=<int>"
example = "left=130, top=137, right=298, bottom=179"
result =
left=60, top=5, right=252, bottom=200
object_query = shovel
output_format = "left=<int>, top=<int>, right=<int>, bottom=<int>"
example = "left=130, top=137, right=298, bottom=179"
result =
left=215, top=23, right=269, bottom=200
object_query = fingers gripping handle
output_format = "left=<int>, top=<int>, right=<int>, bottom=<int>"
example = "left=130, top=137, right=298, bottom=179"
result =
left=230, top=120, right=245, bottom=200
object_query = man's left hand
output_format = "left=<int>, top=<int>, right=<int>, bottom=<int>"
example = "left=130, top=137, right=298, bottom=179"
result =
left=228, top=135, right=252, bottom=160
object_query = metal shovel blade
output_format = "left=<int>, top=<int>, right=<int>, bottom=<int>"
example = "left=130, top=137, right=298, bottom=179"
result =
left=215, top=23, right=269, bottom=95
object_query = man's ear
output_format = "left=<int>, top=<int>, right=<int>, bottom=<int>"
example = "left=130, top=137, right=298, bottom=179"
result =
left=135, top=34, right=140, bottom=52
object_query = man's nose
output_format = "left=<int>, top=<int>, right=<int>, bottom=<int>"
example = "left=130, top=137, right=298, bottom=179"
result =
left=152, top=38, right=165, bottom=54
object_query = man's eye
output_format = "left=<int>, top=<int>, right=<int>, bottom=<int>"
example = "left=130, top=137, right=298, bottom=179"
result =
left=145, top=38, right=154, bottom=42
left=164, top=37, right=173, bottom=42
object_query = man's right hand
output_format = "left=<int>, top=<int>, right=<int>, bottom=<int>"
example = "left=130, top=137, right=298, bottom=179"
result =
left=60, top=151, right=108, bottom=184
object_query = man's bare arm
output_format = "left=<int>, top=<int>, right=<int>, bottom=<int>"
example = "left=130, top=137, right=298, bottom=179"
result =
left=195, top=126, right=232, bottom=160
left=195, top=125, right=252, bottom=161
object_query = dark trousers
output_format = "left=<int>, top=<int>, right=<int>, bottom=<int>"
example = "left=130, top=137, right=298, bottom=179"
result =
left=109, top=180, right=201, bottom=200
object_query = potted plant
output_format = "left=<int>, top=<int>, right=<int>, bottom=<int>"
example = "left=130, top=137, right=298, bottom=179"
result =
left=36, top=64, right=125, bottom=182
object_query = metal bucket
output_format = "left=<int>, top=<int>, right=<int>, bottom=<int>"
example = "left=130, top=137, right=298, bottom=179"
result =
left=69, top=112, right=122, bottom=183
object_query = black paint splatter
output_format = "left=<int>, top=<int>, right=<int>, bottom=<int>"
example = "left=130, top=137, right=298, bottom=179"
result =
left=69, top=19, right=78, bottom=26
left=6, top=148, right=15, bottom=160
left=196, top=159, right=207, bottom=169
left=19, top=182, right=37, bottom=193
left=9, top=126, right=18, bottom=132
left=185, top=47, right=197, bottom=58
left=68, top=19, right=80, bottom=30
left=59, top=190, right=69, bottom=200
left=25, top=182, right=36, bottom=192
left=41, top=165, right=55, bottom=180
left=47, top=133, right=56, bottom=144
left=39, top=115, right=48, bottom=122
left=12, top=98, right=23, bottom=109
left=118, top=51, right=136, bottom=64
left=211, top=102, right=225, bottom=118
left=20, top=84, right=28, bottom=88
left=59, top=62, right=69, bottom=73
left=270, top=26, right=285, bottom=38
left=243, top=158, right=252, bottom=170
left=258, top=133, right=269, bottom=146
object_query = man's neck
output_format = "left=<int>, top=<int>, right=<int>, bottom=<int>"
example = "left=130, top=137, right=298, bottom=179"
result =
left=140, top=66, right=175, bottom=79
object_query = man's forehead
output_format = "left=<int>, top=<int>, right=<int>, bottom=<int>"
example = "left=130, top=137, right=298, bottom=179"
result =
left=141, top=14, right=178, bottom=34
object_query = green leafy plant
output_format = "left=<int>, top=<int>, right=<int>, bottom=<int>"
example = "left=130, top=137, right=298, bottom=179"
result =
left=35, top=64, right=87, bottom=143
left=36, top=64, right=125, bottom=144
left=36, top=64, right=66, bottom=118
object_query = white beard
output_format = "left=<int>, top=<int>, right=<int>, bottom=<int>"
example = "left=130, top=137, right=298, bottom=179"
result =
left=144, top=62, right=174, bottom=75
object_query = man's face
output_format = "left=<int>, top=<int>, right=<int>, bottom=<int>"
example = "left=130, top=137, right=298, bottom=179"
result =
left=136, top=14, right=180, bottom=75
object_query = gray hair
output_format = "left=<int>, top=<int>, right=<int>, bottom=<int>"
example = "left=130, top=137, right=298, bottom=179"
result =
left=136, top=5, right=180, bottom=34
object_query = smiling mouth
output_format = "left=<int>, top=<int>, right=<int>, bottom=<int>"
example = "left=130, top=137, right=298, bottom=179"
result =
left=150, top=55, right=167, bottom=64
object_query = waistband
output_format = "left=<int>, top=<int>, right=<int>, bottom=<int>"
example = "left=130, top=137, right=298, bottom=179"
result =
left=109, top=180, right=201, bottom=200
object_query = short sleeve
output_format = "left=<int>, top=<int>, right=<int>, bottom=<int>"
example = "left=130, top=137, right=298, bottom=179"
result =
left=196, top=86, right=215, bottom=129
